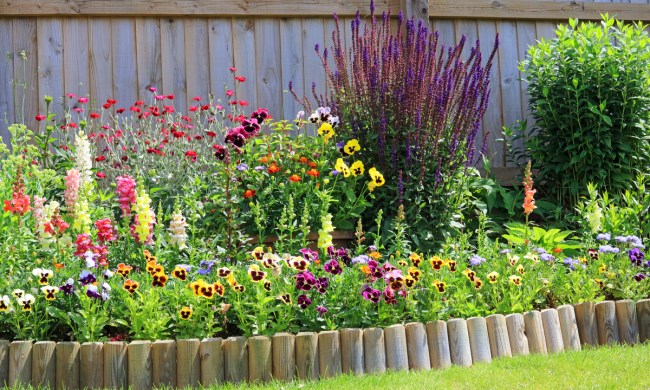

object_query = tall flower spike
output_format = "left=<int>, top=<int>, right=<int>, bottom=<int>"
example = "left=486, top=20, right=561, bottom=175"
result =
left=522, top=160, right=536, bottom=217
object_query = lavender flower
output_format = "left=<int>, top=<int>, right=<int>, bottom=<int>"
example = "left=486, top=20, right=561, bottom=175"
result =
left=236, top=163, right=248, bottom=171
left=469, top=254, right=486, bottom=266
left=596, top=233, right=611, bottom=241
left=540, top=253, right=555, bottom=262
left=563, top=257, right=579, bottom=271
left=254, top=165, right=265, bottom=171
left=599, top=245, right=620, bottom=254
left=197, top=260, right=215, bottom=275
left=615, top=236, right=629, bottom=244
left=351, top=255, right=370, bottom=265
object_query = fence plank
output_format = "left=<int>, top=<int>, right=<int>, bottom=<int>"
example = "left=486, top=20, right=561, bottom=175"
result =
left=12, top=18, right=39, bottom=131
left=497, top=19, right=523, bottom=168
left=208, top=18, right=235, bottom=100
left=184, top=18, right=211, bottom=105
left=467, top=317, right=492, bottom=364
left=127, top=341, right=152, bottom=390
left=363, top=328, right=386, bottom=374
left=55, top=341, right=80, bottom=390
left=574, top=302, right=599, bottom=346
left=478, top=20, right=504, bottom=167
left=523, top=310, right=547, bottom=354
left=160, top=18, right=187, bottom=112
left=402, top=0, right=430, bottom=21
left=88, top=18, right=114, bottom=105
left=176, top=339, right=200, bottom=388
left=232, top=18, right=258, bottom=110
left=0, top=19, right=14, bottom=142
left=271, top=333, right=295, bottom=381
left=36, top=18, right=64, bottom=122
left=541, top=308, right=564, bottom=354
left=62, top=17, right=90, bottom=99
left=199, top=338, right=223, bottom=387
left=103, top=341, right=127, bottom=390
left=223, top=336, right=248, bottom=384
left=557, top=305, right=581, bottom=351
left=595, top=301, right=620, bottom=345
left=9, top=341, right=32, bottom=388
left=135, top=18, right=163, bottom=97
left=447, top=318, right=472, bottom=367
left=80, top=342, right=103, bottom=389
left=638, top=299, right=650, bottom=343
left=255, top=18, right=282, bottom=118
left=248, top=336, right=272, bottom=383
left=31, top=341, right=56, bottom=389
left=340, top=328, right=364, bottom=375
left=300, top=18, right=327, bottom=114
left=280, top=17, right=304, bottom=122
left=405, top=322, right=430, bottom=370
left=486, top=314, right=512, bottom=359
left=505, top=313, right=528, bottom=356
left=425, top=320, right=451, bottom=369
left=0, top=340, right=9, bottom=388
left=615, top=299, right=639, bottom=345
left=384, top=324, right=409, bottom=371
left=295, top=332, right=319, bottom=380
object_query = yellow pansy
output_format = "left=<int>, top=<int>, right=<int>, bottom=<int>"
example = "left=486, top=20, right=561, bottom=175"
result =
left=344, top=139, right=361, bottom=155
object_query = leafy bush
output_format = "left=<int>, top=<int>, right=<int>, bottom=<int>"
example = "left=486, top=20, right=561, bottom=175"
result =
left=291, top=2, right=498, bottom=249
left=519, top=16, right=650, bottom=208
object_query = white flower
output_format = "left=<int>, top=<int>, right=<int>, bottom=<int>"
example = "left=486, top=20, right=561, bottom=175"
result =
left=84, top=250, right=96, bottom=268
left=168, top=210, right=188, bottom=250
left=74, top=131, right=93, bottom=192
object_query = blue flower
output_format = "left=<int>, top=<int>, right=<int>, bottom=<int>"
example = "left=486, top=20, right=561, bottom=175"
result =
left=236, top=163, right=248, bottom=171
left=254, top=165, right=265, bottom=171
left=469, top=254, right=486, bottom=266
left=596, top=233, right=611, bottom=241
left=629, top=248, right=645, bottom=266
left=599, top=245, right=620, bottom=254
left=540, top=253, right=555, bottom=262
left=351, top=255, right=370, bottom=265
left=197, top=260, right=215, bottom=275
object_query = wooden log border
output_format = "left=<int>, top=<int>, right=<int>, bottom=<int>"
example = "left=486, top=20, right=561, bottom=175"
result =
left=1, top=299, right=649, bottom=388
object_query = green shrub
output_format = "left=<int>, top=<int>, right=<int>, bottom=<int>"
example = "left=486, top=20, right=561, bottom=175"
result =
left=519, top=16, right=650, bottom=209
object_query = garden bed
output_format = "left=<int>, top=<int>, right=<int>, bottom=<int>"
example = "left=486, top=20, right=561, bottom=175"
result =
left=3, top=299, right=649, bottom=389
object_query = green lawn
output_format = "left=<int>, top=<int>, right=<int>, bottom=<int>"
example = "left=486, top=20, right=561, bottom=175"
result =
left=221, top=343, right=650, bottom=390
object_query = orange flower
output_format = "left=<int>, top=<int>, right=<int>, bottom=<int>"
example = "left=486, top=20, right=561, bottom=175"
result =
left=54, top=263, right=65, bottom=270
left=552, top=247, right=563, bottom=254
left=308, top=161, right=318, bottom=169
left=360, top=265, right=371, bottom=275
left=522, top=160, right=536, bottom=216
left=288, top=174, right=302, bottom=183
left=123, top=279, right=139, bottom=294
left=243, top=189, right=256, bottom=198
left=116, top=263, right=132, bottom=277
left=306, top=169, right=320, bottom=178
left=267, top=163, right=280, bottom=174
left=259, top=156, right=269, bottom=164
left=298, top=156, right=309, bottom=164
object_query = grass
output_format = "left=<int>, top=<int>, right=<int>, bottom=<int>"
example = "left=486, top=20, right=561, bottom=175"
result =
left=219, top=343, right=650, bottom=390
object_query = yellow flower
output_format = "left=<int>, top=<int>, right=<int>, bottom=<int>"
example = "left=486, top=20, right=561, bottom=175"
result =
left=462, top=268, right=476, bottom=281
left=251, top=246, right=264, bottom=261
left=507, top=253, right=520, bottom=266
left=509, top=275, right=522, bottom=286
left=350, top=160, right=365, bottom=176
left=344, top=139, right=361, bottom=155
left=368, top=181, right=377, bottom=192
left=368, top=167, right=385, bottom=187
left=0, top=295, right=10, bottom=312
left=369, top=251, right=382, bottom=260
left=41, top=286, right=59, bottom=301
left=433, top=280, right=446, bottom=293
left=179, top=307, right=192, bottom=320
left=599, top=264, right=607, bottom=273
left=317, top=123, right=335, bottom=142
left=516, top=264, right=525, bottom=275
left=487, top=271, right=499, bottom=284
left=408, top=267, right=422, bottom=281
left=409, top=253, right=422, bottom=267
left=335, top=158, right=351, bottom=178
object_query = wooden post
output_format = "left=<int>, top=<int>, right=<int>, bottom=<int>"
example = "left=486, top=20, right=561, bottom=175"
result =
left=595, top=301, right=620, bottom=345
left=447, top=318, right=472, bottom=367
left=405, top=322, right=430, bottom=370
left=295, top=333, right=319, bottom=380
left=127, top=341, right=151, bottom=390
left=152, top=340, right=176, bottom=388
left=200, top=338, right=223, bottom=386
left=271, top=333, right=295, bottom=381
left=486, top=314, right=512, bottom=359
left=615, top=299, right=639, bottom=345
left=523, top=311, right=547, bottom=354
left=505, top=314, right=529, bottom=356
left=177, top=339, right=200, bottom=388
left=400, top=0, right=429, bottom=21
left=574, top=302, right=598, bottom=346
left=56, top=341, right=80, bottom=390
left=103, top=342, right=127, bottom=390
left=384, top=324, right=409, bottom=371
left=31, top=341, right=56, bottom=389
left=248, top=336, right=272, bottom=383
left=541, top=309, right=564, bottom=354
left=637, top=299, right=650, bottom=343
left=223, top=336, right=248, bottom=384
left=80, top=342, right=103, bottom=389
left=9, top=341, right=32, bottom=388
left=363, top=328, right=386, bottom=374
left=0, top=340, right=9, bottom=388
left=425, top=321, right=451, bottom=369
left=339, top=329, right=364, bottom=375
left=467, top=317, right=492, bottom=364
left=318, top=330, right=342, bottom=379
left=557, top=305, right=581, bottom=351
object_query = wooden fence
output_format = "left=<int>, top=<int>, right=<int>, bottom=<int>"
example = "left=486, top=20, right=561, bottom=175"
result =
left=1, top=1, right=650, bottom=181
left=1, top=298, right=648, bottom=388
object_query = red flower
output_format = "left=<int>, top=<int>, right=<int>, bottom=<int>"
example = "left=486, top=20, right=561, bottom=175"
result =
left=116, top=107, right=125, bottom=114
left=130, top=106, right=141, bottom=113
left=239, top=100, right=248, bottom=107
left=78, top=97, right=89, bottom=104
left=35, top=114, right=46, bottom=121
left=102, top=103, right=111, bottom=109
left=185, top=150, right=198, bottom=162
left=243, top=189, right=256, bottom=198
left=95, top=155, right=106, bottom=162
left=107, top=99, right=117, bottom=105
left=193, top=96, right=202, bottom=101
left=189, top=106, right=198, bottom=112
left=229, top=67, right=237, bottom=72
left=289, top=174, right=302, bottom=183
left=167, top=94, right=175, bottom=100
left=226, top=90, right=234, bottom=97
left=267, top=163, right=280, bottom=175
left=96, top=171, right=106, bottom=179
left=90, top=112, right=101, bottom=119
left=201, top=104, right=210, bottom=111
left=235, top=76, right=246, bottom=82
left=306, top=169, right=320, bottom=178
left=206, top=131, right=217, bottom=138
left=134, top=100, right=144, bottom=106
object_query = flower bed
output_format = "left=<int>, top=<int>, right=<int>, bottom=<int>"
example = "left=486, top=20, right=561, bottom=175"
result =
left=2, top=299, right=649, bottom=388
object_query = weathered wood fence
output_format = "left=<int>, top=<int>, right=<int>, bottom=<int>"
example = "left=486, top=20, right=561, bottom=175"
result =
left=1, top=298, right=649, bottom=388
left=1, top=1, right=650, bottom=181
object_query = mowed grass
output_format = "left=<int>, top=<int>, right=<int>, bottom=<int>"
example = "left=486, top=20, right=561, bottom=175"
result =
left=219, top=343, right=650, bottom=390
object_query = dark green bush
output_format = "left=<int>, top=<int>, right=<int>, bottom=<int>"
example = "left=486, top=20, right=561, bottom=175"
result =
left=519, top=16, right=650, bottom=208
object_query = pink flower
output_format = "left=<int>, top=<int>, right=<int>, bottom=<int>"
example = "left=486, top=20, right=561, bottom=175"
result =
left=35, top=114, right=46, bottom=121
left=95, top=218, right=117, bottom=243
left=74, top=234, right=93, bottom=257
left=64, top=169, right=80, bottom=211
left=78, top=97, right=89, bottom=104
left=115, top=175, right=136, bottom=218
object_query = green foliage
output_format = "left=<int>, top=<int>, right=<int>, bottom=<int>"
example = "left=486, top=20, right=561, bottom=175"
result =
left=519, top=15, right=650, bottom=208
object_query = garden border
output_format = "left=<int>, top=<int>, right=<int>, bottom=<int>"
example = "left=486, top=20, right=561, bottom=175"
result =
left=1, top=298, right=649, bottom=389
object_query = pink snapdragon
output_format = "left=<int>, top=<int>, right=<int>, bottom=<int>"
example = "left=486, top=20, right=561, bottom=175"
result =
left=64, top=169, right=80, bottom=212
left=115, top=175, right=136, bottom=218
left=95, top=218, right=117, bottom=243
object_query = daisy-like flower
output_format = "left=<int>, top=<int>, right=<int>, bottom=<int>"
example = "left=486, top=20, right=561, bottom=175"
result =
left=41, top=286, right=59, bottom=300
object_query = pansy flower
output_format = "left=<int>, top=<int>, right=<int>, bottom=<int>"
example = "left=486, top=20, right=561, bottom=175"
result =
left=516, top=264, right=525, bottom=275
left=263, top=280, right=272, bottom=291
left=633, top=273, right=646, bottom=282
left=32, top=268, right=54, bottom=285
left=588, top=248, right=599, bottom=260
left=17, top=294, right=35, bottom=311
left=507, top=253, right=519, bottom=266
left=0, top=295, right=10, bottom=312
left=172, top=266, right=188, bottom=281
left=430, top=256, right=444, bottom=270
left=179, top=307, right=192, bottom=320
left=297, top=294, right=312, bottom=309
left=405, top=275, right=417, bottom=288
left=367, top=168, right=385, bottom=191
left=116, top=263, right=132, bottom=277
left=409, top=253, right=422, bottom=267
left=79, top=270, right=97, bottom=286
left=408, top=267, right=422, bottom=281
left=248, top=264, right=267, bottom=282
left=277, top=293, right=292, bottom=304
left=474, top=278, right=483, bottom=290
left=41, top=286, right=59, bottom=300
left=334, top=158, right=351, bottom=178
left=152, top=272, right=169, bottom=287
left=462, top=269, right=476, bottom=282
left=344, top=139, right=361, bottom=155
left=199, top=283, right=215, bottom=298
left=598, top=264, right=607, bottom=273
left=433, top=280, right=446, bottom=293
left=324, top=259, right=343, bottom=275
left=214, top=281, right=225, bottom=297
left=361, top=285, right=381, bottom=303
left=289, top=257, right=310, bottom=271
left=251, top=247, right=265, bottom=261
left=445, top=260, right=457, bottom=272
left=123, top=279, right=140, bottom=294
left=60, top=279, right=75, bottom=295
left=397, top=260, right=408, bottom=267
left=188, top=280, right=204, bottom=296
left=233, top=284, right=245, bottom=293
left=594, top=279, right=605, bottom=289
left=487, top=271, right=499, bottom=284
left=12, top=289, right=25, bottom=299
left=317, top=123, right=335, bottom=142
left=217, top=267, right=231, bottom=278
left=509, top=275, right=522, bottom=286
